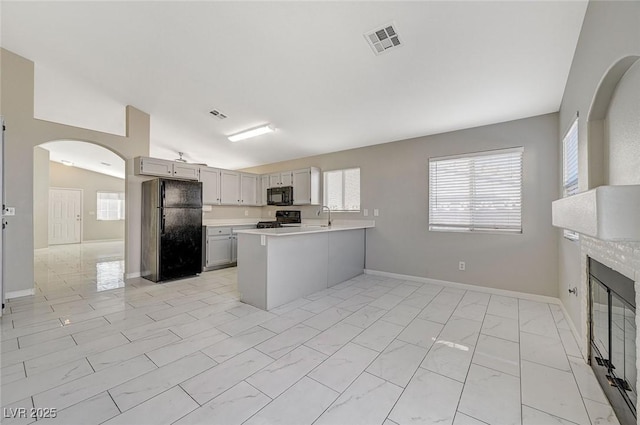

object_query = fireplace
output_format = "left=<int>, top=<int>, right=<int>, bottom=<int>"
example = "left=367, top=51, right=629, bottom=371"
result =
left=589, top=257, right=637, bottom=425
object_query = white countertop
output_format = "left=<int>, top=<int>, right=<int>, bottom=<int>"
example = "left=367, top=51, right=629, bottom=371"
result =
left=202, top=218, right=261, bottom=226
left=234, top=220, right=375, bottom=236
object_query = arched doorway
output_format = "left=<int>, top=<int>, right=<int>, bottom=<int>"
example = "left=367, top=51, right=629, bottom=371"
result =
left=586, top=55, right=640, bottom=189
left=33, top=140, right=128, bottom=292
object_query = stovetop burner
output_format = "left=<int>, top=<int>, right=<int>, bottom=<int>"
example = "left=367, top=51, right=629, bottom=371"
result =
left=256, top=221, right=282, bottom=229
left=256, top=211, right=301, bottom=229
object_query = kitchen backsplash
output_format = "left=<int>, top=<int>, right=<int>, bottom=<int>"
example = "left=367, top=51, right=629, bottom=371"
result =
left=202, top=205, right=368, bottom=221
left=202, top=206, right=263, bottom=220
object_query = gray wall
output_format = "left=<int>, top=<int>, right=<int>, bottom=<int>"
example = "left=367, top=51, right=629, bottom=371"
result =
left=245, top=113, right=560, bottom=297
left=607, top=60, right=640, bottom=185
left=0, top=48, right=150, bottom=295
left=557, top=1, right=640, bottom=333
left=33, top=147, right=49, bottom=249
left=49, top=161, right=126, bottom=242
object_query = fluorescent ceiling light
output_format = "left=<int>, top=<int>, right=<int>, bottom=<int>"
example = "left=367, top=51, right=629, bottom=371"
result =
left=61, top=160, right=74, bottom=166
left=228, top=124, right=274, bottom=142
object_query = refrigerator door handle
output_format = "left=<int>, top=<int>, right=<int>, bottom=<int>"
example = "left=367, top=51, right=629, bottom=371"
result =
left=161, top=212, right=166, bottom=234
left=161, top=181, right=166, bottom=207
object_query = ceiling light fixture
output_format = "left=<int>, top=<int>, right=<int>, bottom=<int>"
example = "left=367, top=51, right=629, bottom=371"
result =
left=228, top=124, right=275, bottom=142
left=61, top=160, right=74, bottom=166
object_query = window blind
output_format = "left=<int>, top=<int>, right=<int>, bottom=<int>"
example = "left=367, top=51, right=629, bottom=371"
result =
left=563, top=119, right=579, bottom=197
left=429, top=147, right=523, bottom=233
left=97, top=191, right=125, bottom=221
left=562, top=118, right=579, bottom=241
left=323, top=168, right=360, bottom=211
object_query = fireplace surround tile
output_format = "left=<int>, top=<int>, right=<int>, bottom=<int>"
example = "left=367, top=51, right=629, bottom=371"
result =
left=578, top=235, right=640, bottom=424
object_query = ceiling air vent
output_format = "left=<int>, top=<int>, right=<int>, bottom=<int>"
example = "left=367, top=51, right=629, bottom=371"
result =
left=209, top=109, right=228, bottom=120
left=364, top=23, right=402, bottom=55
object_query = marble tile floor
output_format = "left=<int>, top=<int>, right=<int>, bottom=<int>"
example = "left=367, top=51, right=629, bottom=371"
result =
left=0, top=241, right=621, bottom=425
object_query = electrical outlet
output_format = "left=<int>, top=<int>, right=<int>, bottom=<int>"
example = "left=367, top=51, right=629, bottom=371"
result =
left=363, top=209, right=369, bottom=217
left=374, top=209, right=379, bottom=217
left=260, top=235, right=266, bottom=246
left=244, top=210, right=249, bottom=216
left=459, top=261, right=466, bottom=271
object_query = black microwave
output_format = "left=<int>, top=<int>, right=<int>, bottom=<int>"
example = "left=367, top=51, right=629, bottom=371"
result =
left=267, top=186, right=293, bottom=206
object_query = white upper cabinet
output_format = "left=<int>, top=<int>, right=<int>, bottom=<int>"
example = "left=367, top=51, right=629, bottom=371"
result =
left=220, top=170, right=241, bottom=205
left=293, top=167, right=320, bottom=205
left=269, top=172, right=293, bottom=188
left=259, top=175, right=269, bottom=206
left=200, top=167, right=221, bottom=205
left=281, top=171, right=293, bottom=187
left=135, top=157, right=173, bottom=177
left=240, top=173, right=258, bottom=205
left=172, top=162, right=199, bottom=180
left=135, top=156, right=198, bottom=180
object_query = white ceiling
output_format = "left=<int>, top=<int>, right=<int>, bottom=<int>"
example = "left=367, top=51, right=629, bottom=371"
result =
left=40, top=140, right=126, bottom=179
left=2, top=1, right=588, bottom=171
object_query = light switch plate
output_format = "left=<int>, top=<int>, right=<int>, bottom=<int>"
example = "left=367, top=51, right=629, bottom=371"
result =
left=260, top=235, right=266, bottom=246
left=363, top=209, right=369, bottom=216
left=374, top=209, right=379, bottom=217
left=3, top=207, right=15, bottom=216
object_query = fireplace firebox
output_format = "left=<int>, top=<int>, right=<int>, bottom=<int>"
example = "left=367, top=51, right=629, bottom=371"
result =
left=589, top=257, right=637, bottom=425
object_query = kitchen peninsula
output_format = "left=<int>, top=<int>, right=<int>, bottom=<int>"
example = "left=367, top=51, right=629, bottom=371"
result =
left=235, top=221, right=374, bottom=310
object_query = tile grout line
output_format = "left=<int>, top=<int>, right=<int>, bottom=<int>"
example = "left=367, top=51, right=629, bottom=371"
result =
left=380, top=286, right=463, bottom=423
left=518, top=297, right=524, bottom=425
left=450, top=292, right=489, bottom=423
left=548, top=301, right=597, bottom=425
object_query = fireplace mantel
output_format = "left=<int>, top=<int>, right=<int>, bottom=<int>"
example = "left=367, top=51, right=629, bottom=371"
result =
left=552, top=185, right=640, bottom=241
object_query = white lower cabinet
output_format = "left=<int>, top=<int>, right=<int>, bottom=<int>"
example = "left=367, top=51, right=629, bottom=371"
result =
left=204, top=225, right=255, bottom=270
left=206, top=235, right=232, bottom=267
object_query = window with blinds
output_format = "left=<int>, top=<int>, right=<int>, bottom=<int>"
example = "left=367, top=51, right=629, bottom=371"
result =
left=562, top=118, right=579, bottom=241
left=429, top=147, right=523, bottom=233
left=323, top=168, right=360, bottom=211
left=97, top=192, right=125, bottom=221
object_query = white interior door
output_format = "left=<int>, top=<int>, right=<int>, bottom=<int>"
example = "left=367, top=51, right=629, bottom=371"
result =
left=49, top=188, right=82, bottom=245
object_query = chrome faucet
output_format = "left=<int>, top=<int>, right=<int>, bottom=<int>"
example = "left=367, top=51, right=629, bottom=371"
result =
left=317, top=206, right=332, bottom=226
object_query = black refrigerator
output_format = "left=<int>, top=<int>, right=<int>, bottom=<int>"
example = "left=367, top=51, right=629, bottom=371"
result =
left=141, top=178, right=203, bottom=282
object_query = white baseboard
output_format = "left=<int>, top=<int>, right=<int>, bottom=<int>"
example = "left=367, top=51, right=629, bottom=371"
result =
left=125, top=272, right=141, bottom=279
left=364, top=269, right=561, bottom=305
left=559, top=301, right=586, bottom=360
left=81, top=239, right=124, bottom=244
left=6, top=288, right=36, bottom=299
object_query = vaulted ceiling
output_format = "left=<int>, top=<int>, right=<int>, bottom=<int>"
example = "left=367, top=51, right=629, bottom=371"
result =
left=2, top=1, right=587, bottom=172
